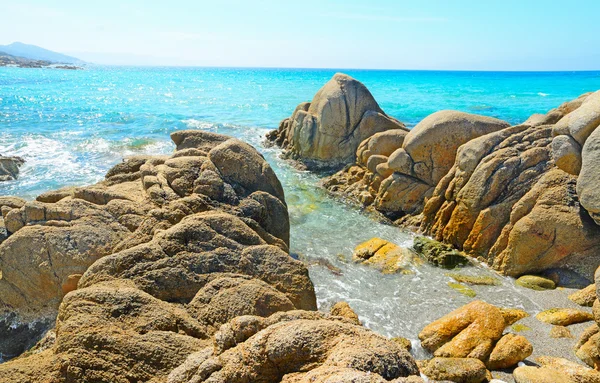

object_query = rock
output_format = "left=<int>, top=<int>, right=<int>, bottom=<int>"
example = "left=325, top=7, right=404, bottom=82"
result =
left=513, top=365, right=571, bottom=383
left=0, top=197, right=26, bottom=209
left=0, top=131, right=422, bottom=382
left=575, top=324, right=600, bottom=368
left=569, top=284, right=597, bottom=306
left=419, top=301, right=506, bottom=360
left=536, top=308, right=593, bottom=326
left=413, top=236, right=470, bottom=269
left=395, top=110, right=510, bottom=186
left=499, top=308, right=530, bottom=326
left=554, top=90, right=600, bottom=146
left=0, top=155, right=25, bottom=181
left=515, top=275, right=556, bottom=291
left=486, top=333, right=533, bottom=370
left=578, top=119, right=600, bottom=225
left=330, top=301, right=360, bottom=325
left=420, top=357, right=487, bottom=383
left=353, top=237, right=419, bottom=274
left=552, top=134, right=582, bottom=175
left=357, top=129, right=408, bottom=166
left=515, top=356, right=600, bottom=383
left=167, top=311, right=419, bottom=382
left=267, top=73, right=407, bottom=169
left=391, top=337, right=412, bottom=351
left=550, top=325, right=573, bottom=338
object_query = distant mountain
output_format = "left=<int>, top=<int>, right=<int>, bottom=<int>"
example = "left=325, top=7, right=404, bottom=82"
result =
left=0, top=42, right=84, bottom=64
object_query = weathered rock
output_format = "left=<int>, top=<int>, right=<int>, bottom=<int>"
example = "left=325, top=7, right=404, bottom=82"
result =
left=515, top=275, right=556, bottom=291
left=552, top=134, right=582, bottom=175
left=569, top=283, right=597, bottom=306
left=267, top=73, right=407, bottom=169
left=357, top=129, right=408, bottom=166
left=330, top=301, right=360, bottom=325
left=550, top=325, right=573, bottom=338
left=413, top=236, right=470, bottom=269
left=515, top=356, right=600, bottom=383
left=420, top=357, right=487, bottom=383
left=394, top=110, right=510, bottom=186
left=0, top=131, right=422, bottom=382
left=0, top=155, right=25, bottom=181
left=554, top=90, right=600, bottom=146
left=168, top=311, right=419, bottom=382
left=513, top=365, right=571, bottom=383
left=536, top=308, right=593, bottom=326
left=578, top=119, right=600, bottom=225
left=353, top=237, right=419, bottom=274
left=486, top=333, right=532, bottom=370
left=575, top=324, right=600, bottom=368
left=419, top=301, right=507, bottom=360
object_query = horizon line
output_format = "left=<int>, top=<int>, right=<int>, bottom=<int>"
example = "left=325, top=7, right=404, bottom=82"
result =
left=75, top=63, right=600, bottom=73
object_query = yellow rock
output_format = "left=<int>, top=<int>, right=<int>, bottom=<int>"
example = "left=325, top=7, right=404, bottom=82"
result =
left=549, top=325, right=573, bottom=339
left=499, top=307, right=529, bottom=326
left=569, top=283, right=597, bottom=307
left=330, top=301, right=360, bottom=325
left=353, top=237, right=419, bottom=274
left=536, top=308, right=593, bottom=326
left=486, top=333, right=532, bottom=370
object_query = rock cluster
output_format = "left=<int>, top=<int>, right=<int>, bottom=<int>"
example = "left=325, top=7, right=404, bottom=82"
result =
left=419, top=300, right=531, bottom=371
left=266, top=73, right=408, bottom=170
left=0, top=131, right=420, bottom=382
left=0, top=155, right=25, bottom=181
left=286, top=74, right=600, bottom=279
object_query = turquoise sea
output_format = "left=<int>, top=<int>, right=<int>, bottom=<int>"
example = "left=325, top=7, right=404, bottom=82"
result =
left=2, top=66, right=600, bottom=354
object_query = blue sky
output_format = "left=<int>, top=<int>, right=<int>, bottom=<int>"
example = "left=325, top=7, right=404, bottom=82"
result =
left=1, top=0, right=599, bottom=70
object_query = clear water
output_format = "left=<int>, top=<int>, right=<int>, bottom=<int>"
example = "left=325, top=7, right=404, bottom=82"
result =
left=2, top=67, right=600, bottom=356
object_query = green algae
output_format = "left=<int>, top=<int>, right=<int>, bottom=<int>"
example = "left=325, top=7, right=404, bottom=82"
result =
left=447, top=282, right=476, bottom=298
left=511, top=323, right=532, bottom=332
left=446, top=273, right=501, bottom=286
left=413, top=236, right=470, bottom=269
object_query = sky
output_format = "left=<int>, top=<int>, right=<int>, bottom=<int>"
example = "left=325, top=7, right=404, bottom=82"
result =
left=1, top=0, right=599, bottom=70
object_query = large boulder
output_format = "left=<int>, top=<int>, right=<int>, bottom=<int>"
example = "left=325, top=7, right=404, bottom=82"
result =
left=267, top=73, right=407, bottom=169
left=0, top=130, right=421, bottom=383
left=578, top=121, right=600, bottom=225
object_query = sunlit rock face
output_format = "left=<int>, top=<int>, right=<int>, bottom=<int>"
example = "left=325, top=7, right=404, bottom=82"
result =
left=267, top=73, right=408, bottom=170
left=315, top=78, right=600, bottom=279
left=0, top=130, right=421, bottom=383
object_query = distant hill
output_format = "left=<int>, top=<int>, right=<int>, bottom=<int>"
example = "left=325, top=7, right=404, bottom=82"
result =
left=0, top=42, right=84, bottom=64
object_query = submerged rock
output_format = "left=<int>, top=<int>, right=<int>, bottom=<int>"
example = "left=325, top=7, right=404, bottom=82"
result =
left=353, top=237, right=419, bottom=274
left=0, top=155, right=25, bottom=181
left=536, top=308, right=594, bottom=326
left=515, top=275, right=556, bottom=291
left=266, top=73, right=407, bottom=170
left=412, top=236, right=470, bottom=269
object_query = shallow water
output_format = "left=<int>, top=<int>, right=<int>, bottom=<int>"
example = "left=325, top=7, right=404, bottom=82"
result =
left=1, top=66, right=600, bottom=358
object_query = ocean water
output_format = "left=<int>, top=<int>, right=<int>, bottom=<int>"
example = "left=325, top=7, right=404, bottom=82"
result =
left=2, top=66, right=600, bottom=355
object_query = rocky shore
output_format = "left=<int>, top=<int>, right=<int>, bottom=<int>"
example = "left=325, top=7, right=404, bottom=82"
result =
left=1, top=73, right=600, bottom=382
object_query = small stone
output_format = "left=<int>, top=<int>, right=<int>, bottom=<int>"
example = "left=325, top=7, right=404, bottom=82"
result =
left=511, top=323, right=532, bottom=332
left=569, top=284, right=596, bottom=307
left=421, top=357, right=487, bottom=383
left=515, top=275, right=556, bottom=291
left=487, top=333, right=533, bottom=370
left=353, top=237, right=418, bottom=274
left=549, top=325, right=573, bottom=338
left=536, top=308, right=593, bottom=326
